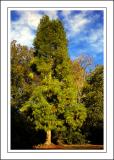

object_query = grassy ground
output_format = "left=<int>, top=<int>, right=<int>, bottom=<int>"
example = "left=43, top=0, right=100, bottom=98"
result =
left=33, top=144, right=103, bottom=150
left=63, top=144, right=103, bottom=150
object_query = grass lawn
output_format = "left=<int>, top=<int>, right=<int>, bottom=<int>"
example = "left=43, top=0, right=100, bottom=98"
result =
left=33, top=144, right=103, bottom=150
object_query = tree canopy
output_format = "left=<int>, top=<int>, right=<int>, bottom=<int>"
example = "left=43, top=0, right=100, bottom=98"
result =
left=11, top=15, right=103, bottom=148
left=20, top=15, right=87, bottom=145
left=81, top=65, right=103, bottom=144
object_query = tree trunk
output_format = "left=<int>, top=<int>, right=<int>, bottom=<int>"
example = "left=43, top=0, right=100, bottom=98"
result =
left=45, top=130, right=51, bottom=145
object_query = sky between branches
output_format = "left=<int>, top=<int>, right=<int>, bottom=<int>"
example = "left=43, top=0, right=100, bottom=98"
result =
left=11, top=10, right=104, bottom=66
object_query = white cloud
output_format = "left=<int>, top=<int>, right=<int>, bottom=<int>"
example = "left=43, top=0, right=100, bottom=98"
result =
left=25, top=11, right=42, bottom=29
left=11, top=11, right=43, bottom=46
left=62, top=11, right=91, bottom=38
left=43, top=10, right=58, bottom=20
left=70, top=24, right=103, bottom=55
left=16, top=11, right=42, bottom=29
left=85, top=28, right=103, bottom=53
left=70, top=13, right=90, bottom=34
left=61, top=10, right=71, bottom=17
left=11, top=10, right=59, bottom=46
left=11, top=10, right=91, bottom=47
left=11, top=25, right=34, bottom=46
left=11, top=10, right=103, bottom=55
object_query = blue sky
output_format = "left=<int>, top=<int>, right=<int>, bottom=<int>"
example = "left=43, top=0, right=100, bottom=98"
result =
left=11, top=10, right=104, bottom=66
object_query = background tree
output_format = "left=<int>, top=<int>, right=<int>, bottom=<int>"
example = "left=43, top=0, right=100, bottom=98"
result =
left=11, top=41, right=40, bottom=149
left=72, top=60, right=85, bottom=103
left=11, top=40, right=34, bottom=109
left=20, top=15, right=87, bottom=146
left=71, top=54, right=93, bottom=102
left=81, top=65, right=103, bottom=144
left=77, top=54, right=93, bottom=71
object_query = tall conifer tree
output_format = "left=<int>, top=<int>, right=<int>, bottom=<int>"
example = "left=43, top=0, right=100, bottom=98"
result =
left=20, top=15, right=86, bottom=145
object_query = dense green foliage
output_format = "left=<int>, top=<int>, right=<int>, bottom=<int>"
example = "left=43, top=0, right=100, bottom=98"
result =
left=20, top=15, right=86, bottom=144
left=11, top=41, right=34, bottom=109
left=11, top=15, right=103, bottom=148
left=81, top=65, right=104, bottom=144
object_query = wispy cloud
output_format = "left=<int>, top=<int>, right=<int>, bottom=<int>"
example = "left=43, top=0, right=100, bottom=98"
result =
left=88, top=28, right=103, bottom=53
left=11, top=10, right=59, bottom=46
left=42, top=10, right=58, bottom=20
left=63, top=10, right=104, bottom=61
left=10, top=10, right=104, bottom=65
left=11, top=11, right=42, bottom=46
left=62, top=11, right=91, bottom=38
left=75, top=27, right=103, bottom=54
left=11, top=25, right=34, bottom=46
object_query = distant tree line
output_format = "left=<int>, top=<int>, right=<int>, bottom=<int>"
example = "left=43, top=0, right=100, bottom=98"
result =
left=11, top=15, right=103, bottom=149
